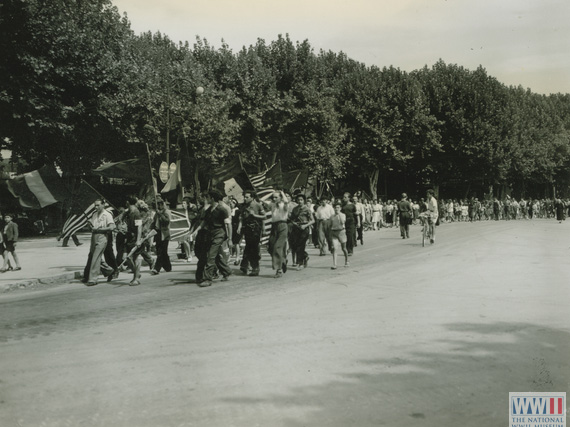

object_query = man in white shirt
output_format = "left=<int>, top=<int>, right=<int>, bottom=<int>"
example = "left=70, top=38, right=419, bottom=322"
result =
left=315, top=197, right=335, bottom=255
left=84, top=199, right=116, bottom=285
left=352, top=194, right=364, bottom=245
left=426, top=189, right=438, bottom=244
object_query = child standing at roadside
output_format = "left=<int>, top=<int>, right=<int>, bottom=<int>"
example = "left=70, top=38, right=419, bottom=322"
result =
left=1, top=214, right=21, bottom=272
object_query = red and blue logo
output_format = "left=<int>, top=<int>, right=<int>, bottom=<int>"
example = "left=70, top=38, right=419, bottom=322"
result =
left=510, top=392, right=566, bottom=427
left=511, top=396, right=564, bottom=415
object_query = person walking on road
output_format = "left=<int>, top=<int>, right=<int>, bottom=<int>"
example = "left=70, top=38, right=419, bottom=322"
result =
left=238, top=190, right=265, bottom=277
left=150, top=197, right=172, bottom=275
left=83, top=200, right=115, bottom=285
left=426, top=189, right=439, bottom=244
left=198, top=190, right=233, bottom=287
left=397, top=193, right=413, bottom=239
left=122, top=196, right=143, bottom=286
left=268, top=190, right=289, bottom=278
left=1, top=214, right=21, bottom=272
left=315, top=197, right=334, bottom=256
left=289, top=194, right=315, bottom=270
left=330, top=203, right=349, bottom=269
left=341, top=192, right=357, bottom=256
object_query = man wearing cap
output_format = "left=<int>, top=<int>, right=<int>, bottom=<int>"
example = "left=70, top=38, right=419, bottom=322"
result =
left=150, top=197, right=171, bottom=275
left=397, top=193, right=413, bottom=239
left=238, top=190, right=265, bottom=276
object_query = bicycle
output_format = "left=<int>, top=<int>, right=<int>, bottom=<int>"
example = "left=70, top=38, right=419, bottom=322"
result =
left=419, top=212, right=433, bottom=247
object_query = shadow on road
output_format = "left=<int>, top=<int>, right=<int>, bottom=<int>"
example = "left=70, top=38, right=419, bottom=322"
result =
left=221, top=321, right=570, bottom=427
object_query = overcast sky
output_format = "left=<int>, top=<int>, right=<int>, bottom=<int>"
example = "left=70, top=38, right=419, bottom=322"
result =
left=113, top=0, right=570, bottom=95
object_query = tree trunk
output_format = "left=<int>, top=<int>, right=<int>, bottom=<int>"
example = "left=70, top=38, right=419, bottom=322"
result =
left=367, top=168, right=379, bottom=200
left=194, top=168, right=201, bottom=194
left=463, top=182, right=471, bottom=200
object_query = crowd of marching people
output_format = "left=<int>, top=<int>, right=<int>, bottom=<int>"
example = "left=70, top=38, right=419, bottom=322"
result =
left=73, top=188, right=443, bottom=287
left=4, top=189, right=567, bottom=285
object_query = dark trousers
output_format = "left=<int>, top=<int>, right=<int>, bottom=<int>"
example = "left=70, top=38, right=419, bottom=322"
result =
left=115, top=233, right=126, bottom=266
left=289, top=225, right=310, bottom=266
left=154, top=235, right=171, bottom=272
left=346, top=221, right=356, bottom=254
left=356, top=215, right=363, bottom=243
left=62, top=234, right=80, bottom=246
left=104, top=233, right=117, bottom=271
left=241, top=224, right=262, bottom=271
left=203, top=228, right=232, bottom=281
left=194, top=230, right=208, bottom=283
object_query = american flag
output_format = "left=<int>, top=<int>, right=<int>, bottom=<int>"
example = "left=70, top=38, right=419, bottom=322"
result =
left=248, top=163, right=283, bottom=244
left=60, top=181, right=110, bottom=240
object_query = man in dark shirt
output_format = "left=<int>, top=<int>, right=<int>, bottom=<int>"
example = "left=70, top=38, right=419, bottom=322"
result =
left=124, top=195, right=143, bottom=286
left=397, top=193, right=412, bottom=239
left=341, top=192, right=357, bottom=256
left=238, top=190, right=265, bottom=276
left=150, top=197, right=171, bottom=274
left=194, top=190, right=233, bottom=287
left=289, top=194, right=315, bottom=269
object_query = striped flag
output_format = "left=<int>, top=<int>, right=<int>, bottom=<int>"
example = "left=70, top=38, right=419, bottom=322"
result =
left=7, top=165, right=71, bottom=209
left=59, top=181, right=108, bottom=240
left=170, top=208, right=191, bottom=241
left=248, top=162, right=283, bottom=245
left=248, top=162, right=283, bottom=201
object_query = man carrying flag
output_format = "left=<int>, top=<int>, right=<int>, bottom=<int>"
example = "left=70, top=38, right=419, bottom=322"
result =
left=82, top=199, right=115, bottom=286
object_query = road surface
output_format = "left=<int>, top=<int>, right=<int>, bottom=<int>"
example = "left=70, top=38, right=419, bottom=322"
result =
left=1, top=219, right=569, bottom=427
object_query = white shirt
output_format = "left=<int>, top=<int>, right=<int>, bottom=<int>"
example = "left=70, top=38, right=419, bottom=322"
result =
left=316, top=204, right=335, bottom=220
left=90, top=209, right=114, bottom=230
left=427, top=196, right=438, bottom=218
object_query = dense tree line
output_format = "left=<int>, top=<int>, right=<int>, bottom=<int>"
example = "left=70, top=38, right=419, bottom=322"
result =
left=2, top=0, right=570, bottom=199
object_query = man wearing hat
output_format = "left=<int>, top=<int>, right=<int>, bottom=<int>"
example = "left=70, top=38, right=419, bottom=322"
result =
left=151, top=196, right=172, bottom=275
left=397, top=193, right=413, bottom=239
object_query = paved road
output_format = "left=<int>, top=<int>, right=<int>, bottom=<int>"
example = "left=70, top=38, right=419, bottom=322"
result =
left=1, top=220, right=569, bottom=427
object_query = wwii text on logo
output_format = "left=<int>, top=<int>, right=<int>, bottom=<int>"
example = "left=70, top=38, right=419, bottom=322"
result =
left=509, top=392, right=566, bottom=427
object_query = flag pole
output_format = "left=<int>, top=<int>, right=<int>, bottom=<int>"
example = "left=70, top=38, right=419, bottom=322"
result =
left=80, top=179, right=118, bottom=211
left=145, top=143, right=159, bottom=209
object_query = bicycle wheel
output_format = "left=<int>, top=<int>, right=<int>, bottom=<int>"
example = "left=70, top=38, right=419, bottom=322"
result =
left=422, top=225, right=426, bottom=247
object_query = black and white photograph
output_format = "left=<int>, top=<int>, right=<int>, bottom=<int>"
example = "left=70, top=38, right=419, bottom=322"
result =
left=1, top=0, right=569, bottom=426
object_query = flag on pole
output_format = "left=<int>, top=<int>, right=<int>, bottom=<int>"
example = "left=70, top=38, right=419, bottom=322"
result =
left=210, top=157, right=244, bottom=187
left=248, top=162, right=283, bottom=245
left=169, top=208, right=191, bottom=241
left=282, top=168, right=309, bottom=193
left=7, top=165, right=71, bottom=209
left=161, top=160, right=180, bottom=193
left=93, top=157, right=153, bottom=185
left=59, top=181, right=109, bottom=240
left=248, top=161, right=283, bottom=201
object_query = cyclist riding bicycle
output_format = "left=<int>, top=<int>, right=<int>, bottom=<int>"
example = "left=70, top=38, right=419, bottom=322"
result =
left=426, top=189, right=438, bottom=244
